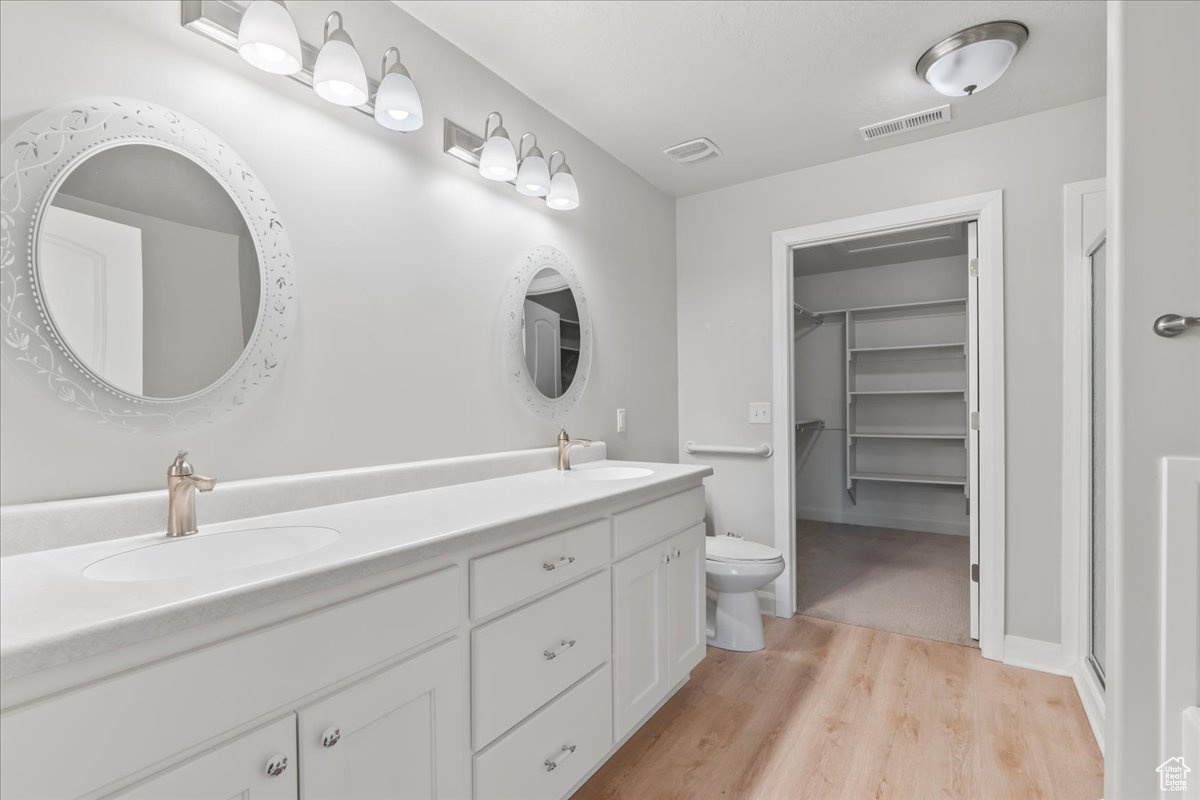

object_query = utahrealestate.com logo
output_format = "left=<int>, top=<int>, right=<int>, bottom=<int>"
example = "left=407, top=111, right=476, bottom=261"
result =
left=1158, top=757, right=1190, bottom=792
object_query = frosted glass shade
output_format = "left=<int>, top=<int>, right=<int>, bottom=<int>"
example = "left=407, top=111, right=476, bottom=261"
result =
left=516, top=153, right=551, bottom=197
left=479, top=134, right=518, bottom=181
left=314, top=35, right=368, bottom=107
left=374, top=70, right=423, bottom=131
left=924, top=38, right=1018, bottom=96
left=237, top=1, right=302, bottom=75
left=546, top=170, right=579, bottom=210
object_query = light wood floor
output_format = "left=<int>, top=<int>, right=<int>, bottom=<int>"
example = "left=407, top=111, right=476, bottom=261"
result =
left=576, top=616, right=1102, bottom=800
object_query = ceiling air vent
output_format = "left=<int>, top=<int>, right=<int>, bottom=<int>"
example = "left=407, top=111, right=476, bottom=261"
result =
left=859, top=104, right=952, bottom=142
left=663, top=137, right=722, bottom=164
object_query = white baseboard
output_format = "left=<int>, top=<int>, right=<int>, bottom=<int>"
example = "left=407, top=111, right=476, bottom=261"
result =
left=758, top=589, right=775, bottom=616
left=1002, top=635, right=1072, bottom=676
left=795, top=506, right=968, bottom=536
left=1071, top=659, right=1105, bottom=754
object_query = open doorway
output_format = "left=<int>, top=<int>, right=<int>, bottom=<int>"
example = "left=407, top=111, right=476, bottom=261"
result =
left=769, top=192, right=1006, bottom=660
left=791, top=222, right=976, bottom=646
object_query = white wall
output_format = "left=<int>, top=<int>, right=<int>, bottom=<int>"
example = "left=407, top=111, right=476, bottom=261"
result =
left=678, top=98, right=1105, bottom=644
left=1106, top=2, right=1200, bottom=796
left=0, top=0, right=677, bottom=504
left=794, top=255, right=970, bottom=535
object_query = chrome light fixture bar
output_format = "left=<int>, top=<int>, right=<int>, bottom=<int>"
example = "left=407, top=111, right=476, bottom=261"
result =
left=181, top=0, right=380, bottom=117
left=443, top=117, right=578, bottom=211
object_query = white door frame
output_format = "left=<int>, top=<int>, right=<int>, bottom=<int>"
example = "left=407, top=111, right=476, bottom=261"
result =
left=770, top=190, right=1006, bottom=661
left=1060, top=177, right=1107, bottom=750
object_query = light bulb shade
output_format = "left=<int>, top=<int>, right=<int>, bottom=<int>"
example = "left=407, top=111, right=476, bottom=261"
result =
left=314, top=33, right=369, bottom=106
left=917, top=20, right=1028, bottom=97
left=546, top=170, right=579, bottom=210
left=374, top=70, right=423, bottom=131
left=479, top=133, right=518, bottom=181
left=516, top=153, right=550, bottom=197
left=237, top=0, right=302, bottom=75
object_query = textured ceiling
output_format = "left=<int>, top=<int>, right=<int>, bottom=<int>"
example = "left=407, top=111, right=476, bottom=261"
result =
left=396, top=0, right=1105, bottom=197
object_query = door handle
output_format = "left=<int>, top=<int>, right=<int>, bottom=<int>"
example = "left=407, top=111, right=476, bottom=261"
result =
left=1153, top=314, right=1200, bottom=338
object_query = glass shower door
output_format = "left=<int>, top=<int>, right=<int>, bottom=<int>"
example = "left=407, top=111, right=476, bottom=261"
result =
left=1088, top=237, right=1107, bottom=684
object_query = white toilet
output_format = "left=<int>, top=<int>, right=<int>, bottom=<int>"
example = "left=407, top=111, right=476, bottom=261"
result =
left=705, top=535, right=785, bottom=652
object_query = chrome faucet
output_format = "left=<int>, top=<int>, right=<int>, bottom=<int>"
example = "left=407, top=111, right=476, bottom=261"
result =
left=166, top=450, right=216, bottom=537
left=557, top=428, right=592, bottom=470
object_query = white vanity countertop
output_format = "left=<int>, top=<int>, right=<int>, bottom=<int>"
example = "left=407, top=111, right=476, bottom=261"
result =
left=0, top=460, right=711, bottom=682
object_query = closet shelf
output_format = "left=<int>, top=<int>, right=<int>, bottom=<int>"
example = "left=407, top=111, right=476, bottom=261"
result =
left=850, top=471, right=967, bottom=487
left=849, top=432, right=967, bottom=440
left=849, top=389, right=966, bottom=397
left=849, top=342, right=966, bottom=356
left=814, top=297, right=967, bottom=316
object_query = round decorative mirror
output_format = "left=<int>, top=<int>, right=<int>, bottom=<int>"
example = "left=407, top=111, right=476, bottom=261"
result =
left=1, top=99, right=295, bottom=431
left=507, top=246, right=591, bottom=418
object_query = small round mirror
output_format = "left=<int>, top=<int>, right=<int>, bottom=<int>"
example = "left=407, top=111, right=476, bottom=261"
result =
left=37, top=143, right=260, bottom=399
left=522, top=267, right=581, bottom=399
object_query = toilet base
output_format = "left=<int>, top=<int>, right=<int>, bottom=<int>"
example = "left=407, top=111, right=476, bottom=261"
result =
left=706, top=589, right=765, bottom=652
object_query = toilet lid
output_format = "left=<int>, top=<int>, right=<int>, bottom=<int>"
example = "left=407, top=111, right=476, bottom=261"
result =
left=705, top=536, right=783, bottom=563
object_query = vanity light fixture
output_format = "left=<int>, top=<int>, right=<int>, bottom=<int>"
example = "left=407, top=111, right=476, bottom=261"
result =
left=313, top=11, right=369, bottom=107
left=478, top=112, right=518, bottom=182
left=515, top=133, right=551, bottom=197
left=374, top=47, right=423, bottom=131
left=916, top=20, right=1029, bottom=97
left=545, top=151, right=579, bottom=211
left=236, top=0, right=302, bottom=75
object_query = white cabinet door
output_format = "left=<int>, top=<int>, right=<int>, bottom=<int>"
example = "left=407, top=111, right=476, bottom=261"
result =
left=667, top=524, right=707, bottom=686
left=108, top=715, right=297, bottom=800
left=612, top=543, right=669, bottom=739
left=298, top=638, right=468, bottom=800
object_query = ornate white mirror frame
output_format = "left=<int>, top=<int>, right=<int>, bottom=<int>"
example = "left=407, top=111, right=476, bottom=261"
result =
left=0, top=98, right=296, bottom=432
left=506, top=245, right=592, bottom=419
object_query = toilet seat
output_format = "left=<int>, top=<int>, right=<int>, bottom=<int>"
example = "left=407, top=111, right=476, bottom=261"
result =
left=705, top=536, right=783, bottom=564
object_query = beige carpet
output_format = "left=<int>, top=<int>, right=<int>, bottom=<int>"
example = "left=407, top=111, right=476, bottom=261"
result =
left=795, top=520, right=976, bottom=647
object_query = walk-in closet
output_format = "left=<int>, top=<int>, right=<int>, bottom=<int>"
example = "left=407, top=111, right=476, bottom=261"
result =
left=791, top=222, right=979, bottom=646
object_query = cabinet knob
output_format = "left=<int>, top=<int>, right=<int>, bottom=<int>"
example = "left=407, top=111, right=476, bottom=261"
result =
left=542, top=556, right=576, bottom=571
left=265, top=754, right=288, bottom=777
left=544, top=743, right=577, bottom=772
left=674, top=548, right=682, bottom=559
left=321, top=727, right=342, bottom=748
left=543, top=638, right=577, bottom=660
left=662, top=553, right=671, bottom=564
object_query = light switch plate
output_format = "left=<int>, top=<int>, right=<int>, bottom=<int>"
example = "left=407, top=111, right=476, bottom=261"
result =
left=616, top=408, right=626, bottom=433
left=749, top=402, right=771, bottom=424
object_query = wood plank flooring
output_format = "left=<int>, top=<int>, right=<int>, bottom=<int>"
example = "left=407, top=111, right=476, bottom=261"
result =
left=575, top=616, right=1102, bottom=800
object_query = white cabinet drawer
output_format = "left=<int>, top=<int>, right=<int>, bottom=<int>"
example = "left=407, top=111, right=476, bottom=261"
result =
left=472, top=571, right=610, bottom=749
left=612, top=486, right=705, bottom=558
left=471, top=519, right=609, bottom=619
left=474, top=665, right=612, bottom=800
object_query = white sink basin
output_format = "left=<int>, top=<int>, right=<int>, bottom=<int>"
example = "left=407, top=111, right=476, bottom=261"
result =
left=83, top=526, right=340, bottom=582
left=566, top=466, right=654, bottom=481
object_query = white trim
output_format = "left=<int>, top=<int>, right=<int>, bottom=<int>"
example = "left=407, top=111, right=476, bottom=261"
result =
left=1160, top=457, right=1200, bottom=783
left=1074, top=657, right=1106, bottom=754
left=1060, top=178, right=1107, bottom=675
left=795, top=506, right=968, bottom=536
left=770, top=191, right=1006, bottom=661
left=1003, top=635, right=1072, bottom=676
left=757, top=589, right=774, bottom=616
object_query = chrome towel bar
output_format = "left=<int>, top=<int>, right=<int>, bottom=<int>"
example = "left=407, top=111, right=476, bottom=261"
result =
left=685, top=442, right=773, bottom=458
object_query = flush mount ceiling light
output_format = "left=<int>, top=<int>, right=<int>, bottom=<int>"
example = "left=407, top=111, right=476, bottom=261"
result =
left=916, top=20, right=1028, bottom=97
left=236, top=0, right=301, bottom=75
left=313, top=11, right=368, bottom=106
left=374, top=47, right=423, bottom=131
left=478, top=112, right=518, bottom=181
left=516, top=133, right=551, bottom=197
left=545, top=151, right=579, bottom=211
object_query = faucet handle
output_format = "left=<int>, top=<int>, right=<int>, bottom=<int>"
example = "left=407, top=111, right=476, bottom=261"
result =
left=168, top=450, right=194, bottom=477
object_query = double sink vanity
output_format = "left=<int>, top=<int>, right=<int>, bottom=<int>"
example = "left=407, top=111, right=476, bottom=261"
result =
left=0, top=449, right=711, bottom=799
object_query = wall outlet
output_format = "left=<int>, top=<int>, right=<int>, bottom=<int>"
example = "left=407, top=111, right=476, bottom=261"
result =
left=749, top=402, right=771, bottom=424
left=616, top=408, right=626, bottom=433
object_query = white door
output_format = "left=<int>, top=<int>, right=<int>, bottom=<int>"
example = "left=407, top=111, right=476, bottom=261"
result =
left=613, top=545, right=669, bottom=739
left=666, top=524, right=707, bottom=686
left=298, top=639, right=468, bottom=800
left=107, top=715, right=296, bottom=799
left=966, top=219, right=981, bottom=640
left=524, top=299, right=562, bottom=397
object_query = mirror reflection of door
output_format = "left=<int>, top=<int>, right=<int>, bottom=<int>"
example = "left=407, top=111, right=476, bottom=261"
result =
left=1087, top=235, right=1107, bottom=686
left=524, top=299, right=562, bottom=397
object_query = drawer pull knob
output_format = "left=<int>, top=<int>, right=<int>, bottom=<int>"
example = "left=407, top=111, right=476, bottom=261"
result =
left=543, top=639, right=577, bottom=660
left=543, top=556, right=576, bottom=571
left=544, top=743, right=577, bottom=772
left=662, top=553, right=671, bottom=564
left=265, top=754, right=289, bottom=777
left=321, top=727, right=342, bottom=748
left=675, top=548, right=682, bottom=559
